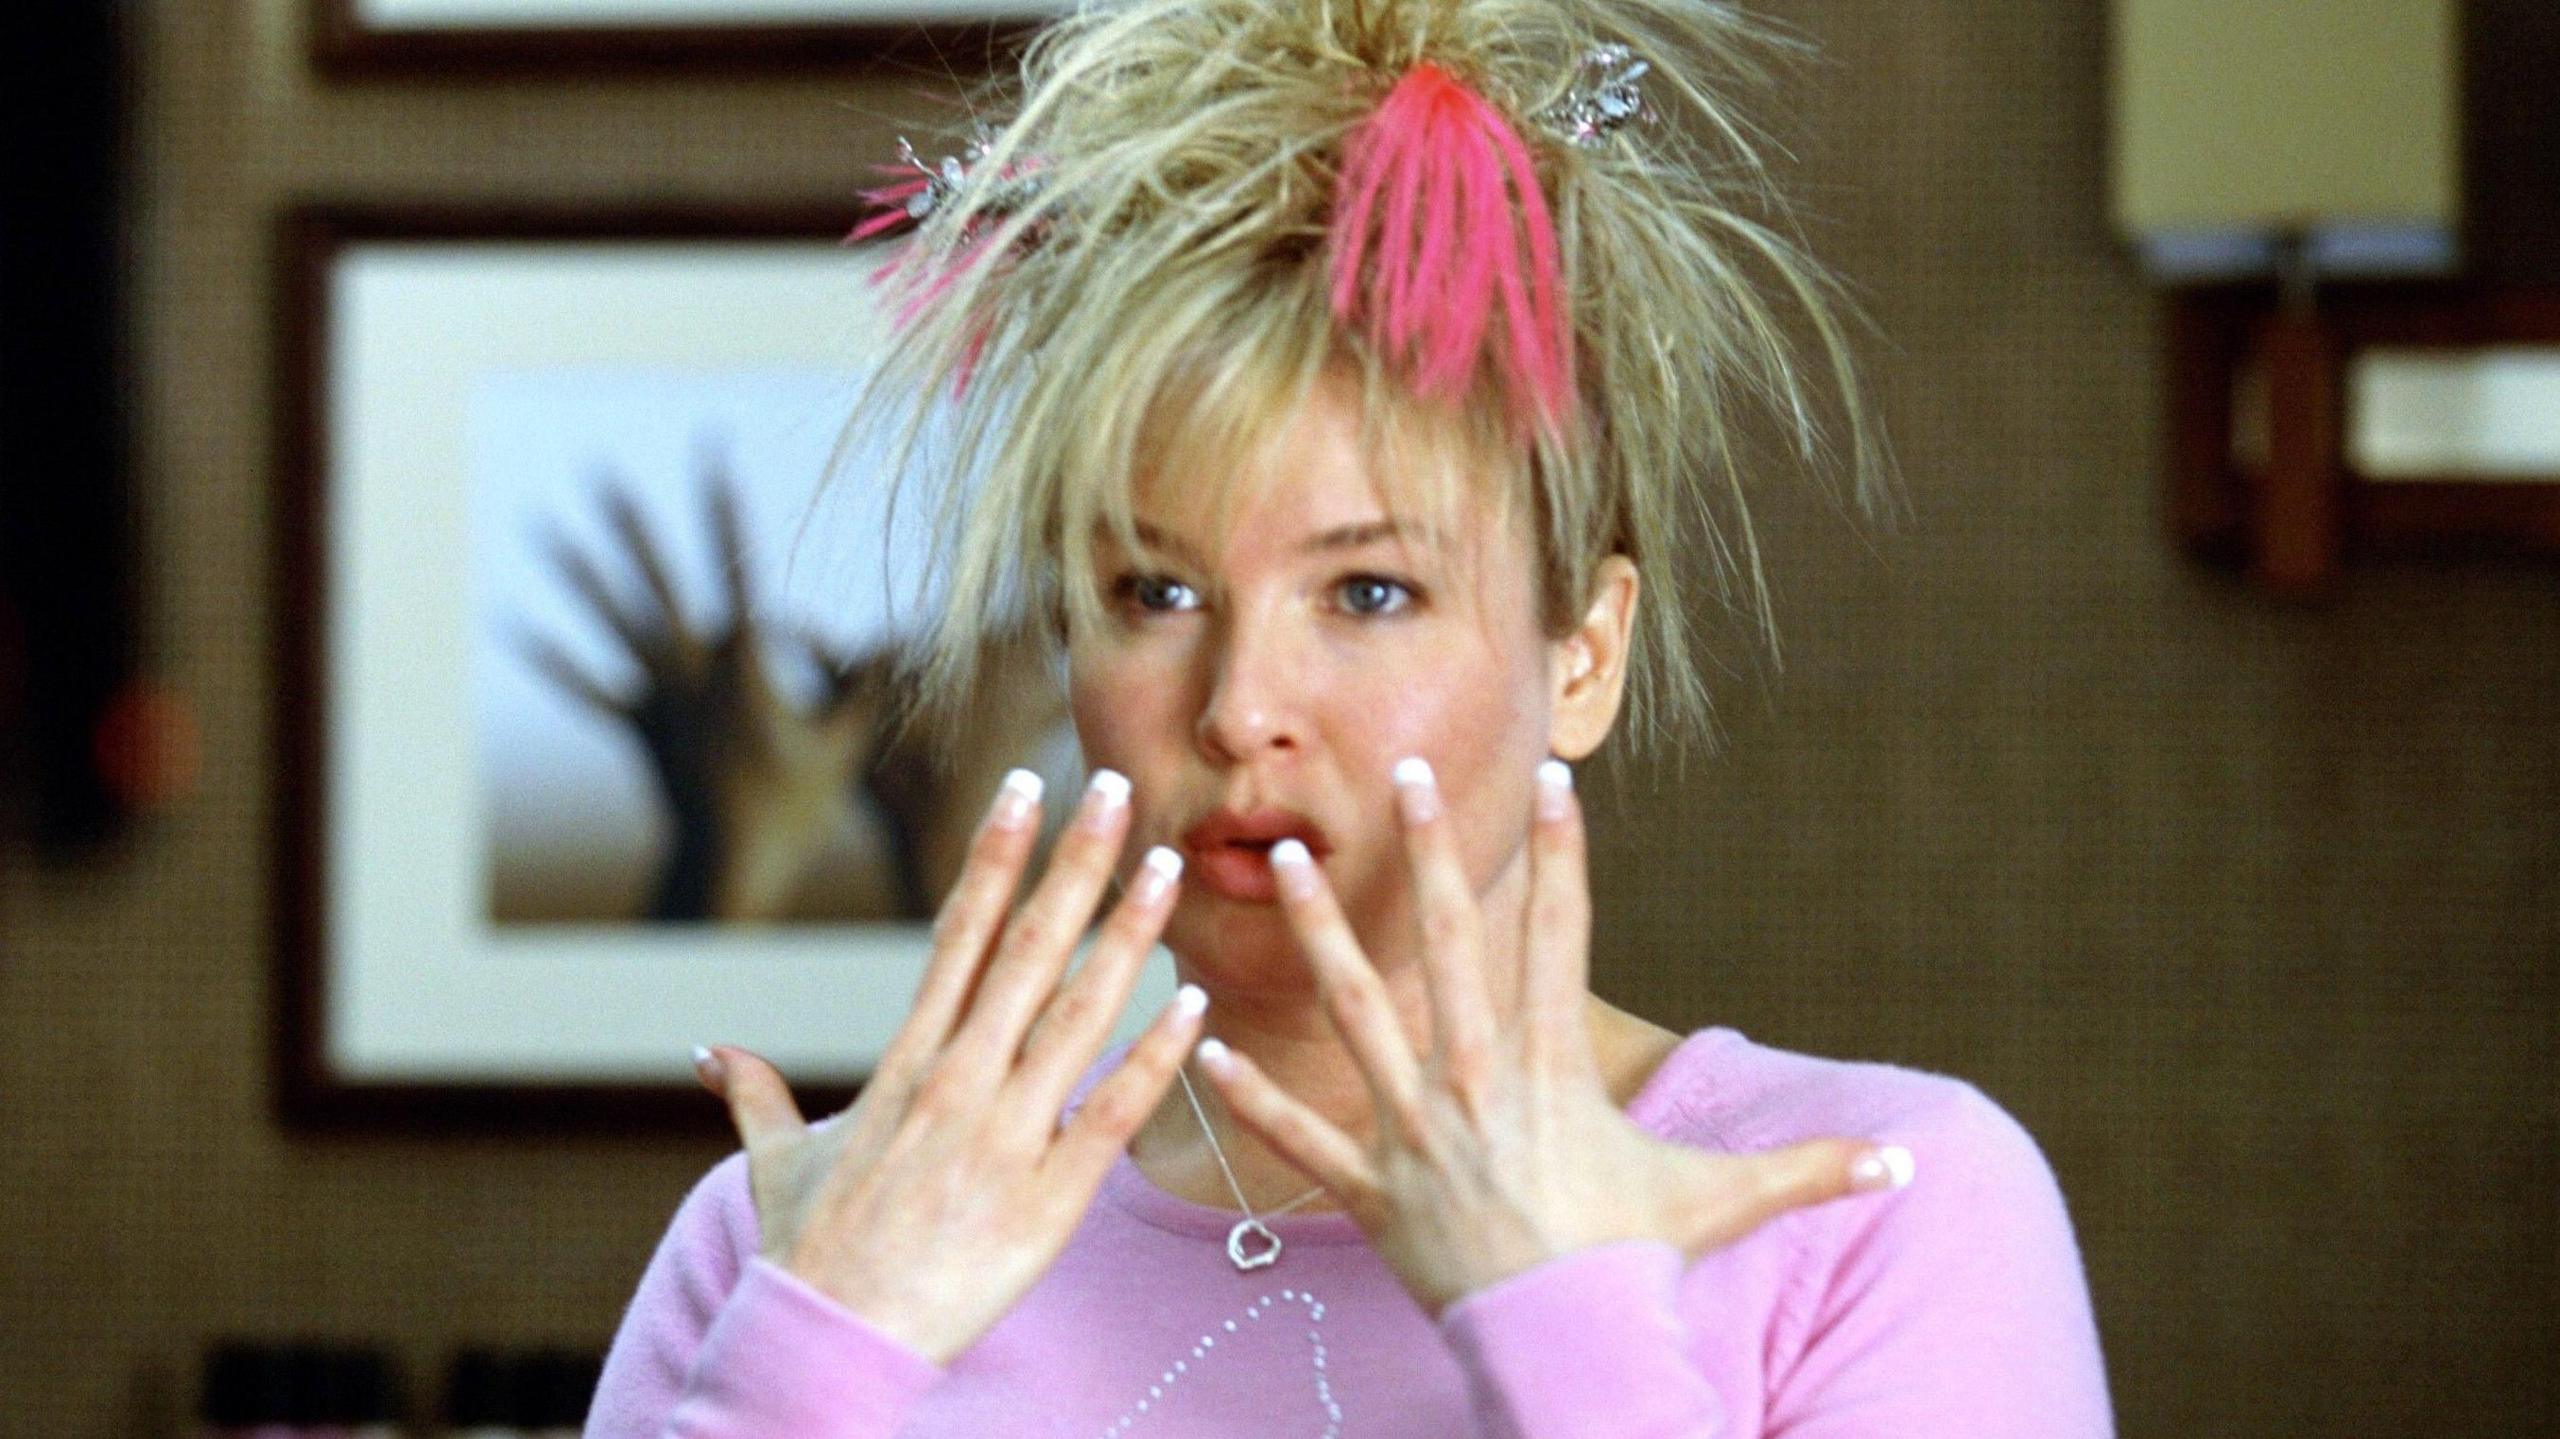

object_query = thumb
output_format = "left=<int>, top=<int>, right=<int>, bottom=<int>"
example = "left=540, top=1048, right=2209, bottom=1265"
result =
left=695, top=1044, right=808, bottom=1154
left=1682, top=1137, right=1915, bottom=1254
left=1761, top=1136, right=1915, bottom=1212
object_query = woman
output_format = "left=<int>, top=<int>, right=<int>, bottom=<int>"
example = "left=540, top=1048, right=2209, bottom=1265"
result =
left=587, top=0, right=2114, bottom=1434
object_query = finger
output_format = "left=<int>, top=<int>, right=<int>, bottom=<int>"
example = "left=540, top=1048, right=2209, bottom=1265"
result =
left=1692, top=1139, right=1916, bottom=1252
left=700, top=1044, right=809, bottom=1159
left=1193, top=1036, right=1378, bottom=1209
left=1042, top=982, right=1210, bottom=1193
left=540, top=525, right=659, bottom=665
left=870, top=768, right=1045, bottom=1103
left=1267, top=837, right=1429, bottom=1138
left=936, top=769, right=1135, bottom=1098
left=1006, top=844, right=1186, bottom=1123
left=1389, top=757, right=1500, bottom=1100
left=601, top=481, right=691, bottom=648
left=706, top=459, right=756, bottom=634
left=509, top=623, right=629, bottom=721
left=1524, top=758, right=1599, bottom=1081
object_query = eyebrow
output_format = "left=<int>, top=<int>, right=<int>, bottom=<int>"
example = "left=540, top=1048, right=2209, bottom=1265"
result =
left=1124, top=518, right=1441, bottom=565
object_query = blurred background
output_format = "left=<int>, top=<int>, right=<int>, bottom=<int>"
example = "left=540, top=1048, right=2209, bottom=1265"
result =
left=2, top=0, right=2553, bottom=1434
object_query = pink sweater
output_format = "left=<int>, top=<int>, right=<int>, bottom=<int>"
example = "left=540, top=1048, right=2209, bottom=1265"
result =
left=586, top=1026, right=2113, bottom=1438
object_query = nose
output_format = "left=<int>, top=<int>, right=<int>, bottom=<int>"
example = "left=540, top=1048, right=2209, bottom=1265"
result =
left=1193, top=606, right=1305, bottom=763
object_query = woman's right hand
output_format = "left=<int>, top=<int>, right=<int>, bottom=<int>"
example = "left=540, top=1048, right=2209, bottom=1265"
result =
left=691, top=767, right=1202, bottom=1366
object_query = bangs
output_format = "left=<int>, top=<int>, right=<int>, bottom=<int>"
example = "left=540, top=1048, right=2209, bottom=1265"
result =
left=1048, top=263, right=1550, bottom=649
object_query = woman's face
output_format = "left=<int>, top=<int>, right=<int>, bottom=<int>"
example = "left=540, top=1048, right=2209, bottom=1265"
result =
left=1067, top=372, right=1576, bottom=988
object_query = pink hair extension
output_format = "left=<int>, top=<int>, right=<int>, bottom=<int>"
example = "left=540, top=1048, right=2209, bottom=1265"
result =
left=849, top=168, right=934, bottom=243
left=858, top=227, right=1010, bottom=398
left=1328, top=62, right=1574, bottom=433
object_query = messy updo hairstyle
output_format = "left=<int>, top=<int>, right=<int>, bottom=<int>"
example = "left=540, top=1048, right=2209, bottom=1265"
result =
left=837, top=0, right=1900, bottom=759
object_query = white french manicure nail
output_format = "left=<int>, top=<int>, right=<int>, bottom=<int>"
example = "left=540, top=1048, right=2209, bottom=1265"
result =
left=1850, top=1144, right=1916, bottom=1191
left=1267, top=838, right=1316, bottom=899
left=1174, top=983, right=1208, bottom=1019
left=1132, top=845, right=1184, bottom=904
left=1392, top=756, right=1439, bottom=824
left=993, top=768, right=1043, bottom=828
left=1196, top=1036, right=1233, bottom=1073
left=1536, top=758, right=1573, bottom=822
left=1087, top=768, right=1132, bottom=812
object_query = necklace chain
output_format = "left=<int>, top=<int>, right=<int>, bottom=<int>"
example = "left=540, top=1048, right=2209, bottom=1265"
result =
left=1175, top=1059, right=1327, bottom=1268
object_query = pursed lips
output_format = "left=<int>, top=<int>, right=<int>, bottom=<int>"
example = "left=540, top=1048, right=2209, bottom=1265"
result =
left=1178, top=808, right=1330, bottom=903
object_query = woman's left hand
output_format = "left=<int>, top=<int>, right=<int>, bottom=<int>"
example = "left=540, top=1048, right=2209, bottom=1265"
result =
left=1193, top=756, right=1913, bottom=1315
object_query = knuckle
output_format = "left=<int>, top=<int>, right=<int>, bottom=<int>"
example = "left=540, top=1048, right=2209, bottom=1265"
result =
left=1420, top=906, right=1474, bottom=953
left=1325, top=976, right=1377, bottom=1027
left=928, top=889, right=992, bottom=951
left=1001, top=912, right=1058, bottom=959
left=1440, top=1038, right=1490, bottom=1089
left=1078, top=1087, right=1137, bottom=1134
left=1041, top=984, right=1102, bottom=1038
left=906, top=1066, right=966, bottom=1122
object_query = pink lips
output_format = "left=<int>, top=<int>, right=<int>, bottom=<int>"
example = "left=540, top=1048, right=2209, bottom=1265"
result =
left=1179, top=809, right=1330, bottom=904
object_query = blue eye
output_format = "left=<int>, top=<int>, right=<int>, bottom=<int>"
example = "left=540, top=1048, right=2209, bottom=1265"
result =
left=1113, top=573, right=1200, bottom=613
left=1337, top=575, right=1416, bottom=616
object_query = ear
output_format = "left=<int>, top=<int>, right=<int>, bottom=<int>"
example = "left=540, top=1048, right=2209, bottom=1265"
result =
left=1545, top=555, right=1639, bottom=762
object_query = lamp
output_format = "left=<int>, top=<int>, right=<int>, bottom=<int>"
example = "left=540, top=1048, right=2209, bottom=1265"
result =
left=2109, top=0, right=2464, bottom=593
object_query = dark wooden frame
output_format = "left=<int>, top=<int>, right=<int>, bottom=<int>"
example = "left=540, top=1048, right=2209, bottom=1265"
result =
left=271, top=201, right=874, bottom=1132
left=2166, top=282, right=2560, bottom=596
left=309, top=0, right=1040, bottom=75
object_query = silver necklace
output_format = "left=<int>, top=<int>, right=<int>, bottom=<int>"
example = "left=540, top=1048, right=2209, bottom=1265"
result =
left=1175, top=1061, right=1329, bottom=1271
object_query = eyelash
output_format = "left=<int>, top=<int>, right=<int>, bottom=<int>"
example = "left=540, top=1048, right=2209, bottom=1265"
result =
left=1106, top=572, right=1423, bottom=618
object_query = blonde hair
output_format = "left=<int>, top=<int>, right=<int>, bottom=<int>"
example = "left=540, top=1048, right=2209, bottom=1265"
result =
left=837, top=0, right=1901, bottom=759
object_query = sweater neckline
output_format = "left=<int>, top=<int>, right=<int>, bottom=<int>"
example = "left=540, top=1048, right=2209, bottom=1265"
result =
left=1095, top=1025, right=1740, bottom=1244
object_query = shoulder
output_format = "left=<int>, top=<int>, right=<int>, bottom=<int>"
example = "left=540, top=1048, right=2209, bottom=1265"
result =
left=1651, top=1033, right=2114, bottom=1432
left=1645, top=1027, right=2083, bottom=1289
left=1639, top=1026, right=2025, bottom=1163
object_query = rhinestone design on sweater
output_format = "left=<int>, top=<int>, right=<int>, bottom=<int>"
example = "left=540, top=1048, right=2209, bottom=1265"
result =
left=1096, top=1288, right=1340, bottom=1438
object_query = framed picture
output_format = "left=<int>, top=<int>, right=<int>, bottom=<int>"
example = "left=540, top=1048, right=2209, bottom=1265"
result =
left=310, top=0, right=1064, bottom=74
left=272, top=204, right=1156, bottom=1129
left=2164, top=281, right=2560, bottom=592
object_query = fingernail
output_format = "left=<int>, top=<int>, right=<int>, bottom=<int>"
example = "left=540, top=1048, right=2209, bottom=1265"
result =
left=1392, top=756, right=1438, bottom=824
left=992, top=768, right=1043, bottom=830
left=1268, top=837, right=1317, bottom=899
left=1850, top=1144, right=1915, bottom=1192
left=1536, top=758, right=1573, bottom=823
left=1173, top=983, right=1208, bottom=1020
left=1131, top=845, right=1184, bottom=905
left=691, top=1044, right=726, bottom=1087
left=1081, top=768, right=1131, bottom=829
left=1195, top=1036, right=1234, bottom=1075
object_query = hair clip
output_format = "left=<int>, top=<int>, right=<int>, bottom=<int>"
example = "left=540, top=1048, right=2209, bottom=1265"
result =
left=1536, top=42, right=1653, bottom=149
left=852, top=124, right=1046, bottom=243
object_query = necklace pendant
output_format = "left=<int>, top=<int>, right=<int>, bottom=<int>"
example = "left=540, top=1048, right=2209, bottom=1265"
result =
left=1227, top=1217, right=1282, bottom=1271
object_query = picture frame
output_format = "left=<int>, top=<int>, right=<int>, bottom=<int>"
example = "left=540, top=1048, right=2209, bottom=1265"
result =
left=271, top=203, right=1157, bottom=1130
left=309, top=0, right=1060, bottom=75
left=2164, top=280, right=2560, bottom=590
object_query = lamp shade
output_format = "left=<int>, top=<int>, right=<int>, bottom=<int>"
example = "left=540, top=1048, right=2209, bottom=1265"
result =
left=2110, top=0, right=2462, bottom=279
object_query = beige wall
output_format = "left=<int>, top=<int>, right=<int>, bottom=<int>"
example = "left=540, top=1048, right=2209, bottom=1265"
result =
left=3, top=1, right=2553, bottom=1434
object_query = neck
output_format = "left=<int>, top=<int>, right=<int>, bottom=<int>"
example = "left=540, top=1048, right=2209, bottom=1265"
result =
left=1128, top=854, right=1683, bottom=1217
left=1128, top=860, right=1539, bottom=1215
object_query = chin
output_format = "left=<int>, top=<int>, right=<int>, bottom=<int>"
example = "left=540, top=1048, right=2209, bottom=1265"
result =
left=1164, top=901, right=1302, bottom=974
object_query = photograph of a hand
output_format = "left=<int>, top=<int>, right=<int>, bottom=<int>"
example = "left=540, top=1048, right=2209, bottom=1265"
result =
left=512, top=448, right=898, bottom=922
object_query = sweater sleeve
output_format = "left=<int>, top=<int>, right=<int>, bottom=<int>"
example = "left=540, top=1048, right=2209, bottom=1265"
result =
left=1763, top=1083, right=2116, bottom=1438
left=585, top=1150, right=947, bottom=1439
left=1438, top=1238, right=1729, bottom=1439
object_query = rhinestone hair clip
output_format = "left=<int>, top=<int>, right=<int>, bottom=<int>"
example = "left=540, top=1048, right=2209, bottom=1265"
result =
left=850, top=123, right=1046, bottom=241
left=1535, top=42, right=1654, bottom=149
